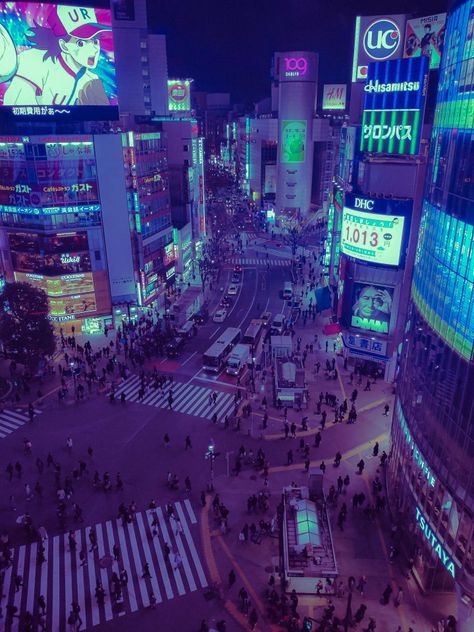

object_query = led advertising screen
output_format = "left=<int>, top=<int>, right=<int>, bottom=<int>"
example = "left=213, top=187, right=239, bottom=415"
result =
left=341, top=193, right=411, bottom=267
left=361, top=56, right=429, bottom=155
left=351, top=282, right=394, bottom=335
left=404, top=14, right=447, bottom=70
left=0, top=3, right=118, bottom=120
left=281, top=120, right=306, bottom=164
left=168, top=79, right=191, bottom=112
left=322, top=84, right=347, bottom=110
left=14, top=271, right=95, bottom=296
left=8, top=231, right=91, bottom=274
left=352, top=14, right=406, bottom=82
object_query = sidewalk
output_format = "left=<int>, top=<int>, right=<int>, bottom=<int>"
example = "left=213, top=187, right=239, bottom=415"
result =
left=203, top=306, right=449, bottom=632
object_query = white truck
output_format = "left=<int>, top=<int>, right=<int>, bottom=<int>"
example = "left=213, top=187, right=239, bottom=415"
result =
left=226, top=344, right=251, bottom=376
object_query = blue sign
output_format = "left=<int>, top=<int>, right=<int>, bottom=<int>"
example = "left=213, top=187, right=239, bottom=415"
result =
left=415, top=507, right=456, bottom=578
left=364, top=56, right=429, bottom=110
left=361, top=56, right=429, bottom=155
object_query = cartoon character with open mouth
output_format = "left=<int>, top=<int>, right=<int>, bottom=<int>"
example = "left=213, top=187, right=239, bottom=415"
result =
left=0, top=5, right=111, bottom=107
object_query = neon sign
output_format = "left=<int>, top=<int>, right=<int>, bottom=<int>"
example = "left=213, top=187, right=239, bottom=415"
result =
left=284, top=57, right=307, bottom=77
left=397, top=400, right=436, bottom=487
left=415, top=507, right=455, bottom=578
left=363, top=19, right=401, bottom=60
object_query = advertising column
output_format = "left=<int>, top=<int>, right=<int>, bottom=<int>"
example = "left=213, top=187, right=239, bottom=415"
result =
left=275, top=51, right=318, bottom=220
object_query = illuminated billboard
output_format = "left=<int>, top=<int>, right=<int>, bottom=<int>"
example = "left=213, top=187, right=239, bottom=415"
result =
left=0, top=3, right=118, bottom=120
left=341, top=194, right=411, bottom=267
left=351, top=282, right=394, bottom=335
left=281, top=120, right=306, bottom=163
left=322, top=84, right=347, bottom=110
left=49, top=293, right=97, bottom=317
left=352, top=14, right=406, bottom=82
left=277, top=53, right=317, bottom=82
left=8, top=231, right=91, bottom=274
left=404, top=14, right=447, bottom=70
left=168, top=79, right=191, bottom=112
left=14, top=271, right=94, bottom=296
left=361, top=56, right=429, bottom=155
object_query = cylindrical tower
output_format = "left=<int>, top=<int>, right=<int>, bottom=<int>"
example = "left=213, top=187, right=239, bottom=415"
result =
left=388, top=1, right=474, bottom=627
left=274, top=51, right=318, bottom=220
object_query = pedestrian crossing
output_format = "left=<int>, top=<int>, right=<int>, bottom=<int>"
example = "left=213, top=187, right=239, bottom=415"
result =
left=0, top=408, right=42, bottom=440
left=229, top=257, right=291, bottom=267
left=113, top=375, right=236, bottom=423
left=2, top=500, right=206, bottom=631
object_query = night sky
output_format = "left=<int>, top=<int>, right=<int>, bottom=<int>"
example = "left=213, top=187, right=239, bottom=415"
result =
left=149, top=0, right=449, bottom=103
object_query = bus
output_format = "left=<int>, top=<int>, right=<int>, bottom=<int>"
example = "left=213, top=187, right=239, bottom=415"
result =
left=243, top=319, right=263, bottom=348
left=203, top=327, right=241, bottom=372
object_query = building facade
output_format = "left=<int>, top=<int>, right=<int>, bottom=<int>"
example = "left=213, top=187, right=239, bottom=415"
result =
left=0, top=135, right=113, bottom=334
left=389, top=0, right=474, bottom=626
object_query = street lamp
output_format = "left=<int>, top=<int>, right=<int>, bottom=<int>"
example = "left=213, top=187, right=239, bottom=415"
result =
left=205, top=438, right=219, bottom=492
left=343, top=576, right=356, bottom=632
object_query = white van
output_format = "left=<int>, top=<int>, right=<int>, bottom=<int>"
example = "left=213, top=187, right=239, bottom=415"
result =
left=226, top=344, right=251, bottom=375
left=271, top=314, right=286, bottom=334
left=176, top=320, right=195, bottom=338
left=283, top=282, right=293, bottom=300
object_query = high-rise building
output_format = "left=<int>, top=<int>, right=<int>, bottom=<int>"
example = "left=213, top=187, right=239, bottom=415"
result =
left=389, top=0, right=474, bottom=626
left=273, top=51, right=318, bottom=220
left=112, top=0, right=168, bottom=117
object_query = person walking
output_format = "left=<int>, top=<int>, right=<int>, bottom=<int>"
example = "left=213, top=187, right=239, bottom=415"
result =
left=357, top=459, right=365, bottom=474
left=113, top=544, right=120, bottom=561
left=142, top=563, right=152, bottom=579
left=381, top=583, right=393, bottom=605
left=372, top=442, right=379, bottom=457
left=185, top=435, right=192, bottom=450
left=383, top=403, right=390, bottom=416
left=163, top=433, right=170, bottom=448
left=228, top=569, right=236, bottom=588
left=287, top=450, right=293, bottom=465
left=393, top=586, right=403, bottom=607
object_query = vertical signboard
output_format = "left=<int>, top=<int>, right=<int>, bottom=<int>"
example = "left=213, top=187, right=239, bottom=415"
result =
left=352, top=15, right=406, bottom=82
left=281, top=120, right=306, bottom=163
left=361, top=56, right=429, bottom=155
left=404, top=14, right=447, bottom=70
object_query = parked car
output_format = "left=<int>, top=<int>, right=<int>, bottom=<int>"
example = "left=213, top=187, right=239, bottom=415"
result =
left=213, top=308, right=228, bottom=323
left=227, top=284, right=238, bottom=295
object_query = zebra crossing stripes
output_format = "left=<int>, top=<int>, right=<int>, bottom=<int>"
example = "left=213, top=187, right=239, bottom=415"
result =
left=113, top=376, right=236, bottom=423
left=2, top=501, right=206, bottom=632
left=0, top=408, right=42, bottom=439
left=229, top=256, right=291, bottom=267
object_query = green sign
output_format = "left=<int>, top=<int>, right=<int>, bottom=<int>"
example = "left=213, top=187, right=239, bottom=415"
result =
left=281, top=120, right=306, bottom=163
left=361, top=109, right=421, bottom=155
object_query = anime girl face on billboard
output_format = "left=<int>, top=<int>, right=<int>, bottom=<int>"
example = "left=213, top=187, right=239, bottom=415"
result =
left=0, top=3, right=117, bottom=117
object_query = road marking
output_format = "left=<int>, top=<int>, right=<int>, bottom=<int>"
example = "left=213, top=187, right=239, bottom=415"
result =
left=181, top=351, right=197, bottom=366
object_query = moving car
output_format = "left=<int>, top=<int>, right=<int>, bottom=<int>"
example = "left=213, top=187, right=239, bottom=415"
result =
left=220, top=295, right=233, bottom=309
left=176, top=320, right=195, bottom=338
left=260, top=311, right=272, bottom=327
left=213, top=308, right=228, bottom=323
left=165, top=336, right=186, bottom=358
left=271, top=313, right=286, bottom=335
left=227, top=284, right=238, bottom=295
left=234, top=264, right=242, bottom=273
left=192, top=308, right=208, bottom=324
left=231, top=272, right=241, bottom=283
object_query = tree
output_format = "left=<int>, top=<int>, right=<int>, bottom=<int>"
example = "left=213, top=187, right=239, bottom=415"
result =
left=0, top=282, right=56, bottom=370
left=279, top=213, right=319, bottom=256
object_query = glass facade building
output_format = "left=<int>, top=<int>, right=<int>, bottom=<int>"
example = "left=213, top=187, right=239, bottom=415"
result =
left=389, top=0, right=474, bottom=612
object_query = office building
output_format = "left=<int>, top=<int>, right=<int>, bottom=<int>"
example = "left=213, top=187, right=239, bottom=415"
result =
left=388, top=0, right=474, bottom=626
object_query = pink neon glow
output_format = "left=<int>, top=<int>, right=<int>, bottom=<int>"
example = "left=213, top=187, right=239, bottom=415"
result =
left=284, top=57, right=308, bottom=76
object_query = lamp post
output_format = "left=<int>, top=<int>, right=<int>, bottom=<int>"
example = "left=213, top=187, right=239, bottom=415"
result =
left=69, top=360, right=77, bottom=398
left=343, top=576, right=356, bottom=632
left=205, top=438, right=219, bottom=492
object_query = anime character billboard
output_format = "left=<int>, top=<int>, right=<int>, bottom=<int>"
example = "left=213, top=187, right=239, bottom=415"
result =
left=0, top=3, right=118, bottom=119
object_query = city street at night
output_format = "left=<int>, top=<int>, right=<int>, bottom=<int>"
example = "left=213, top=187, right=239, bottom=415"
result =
left=0, top=1, right=472, bottom=632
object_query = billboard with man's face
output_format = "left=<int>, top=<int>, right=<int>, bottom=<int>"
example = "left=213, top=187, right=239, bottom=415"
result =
left=351, top=282, right=394, bottom=335
left=404, top=14, right=447, bottom=70
left=0, top=2, right=118, bottom=120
